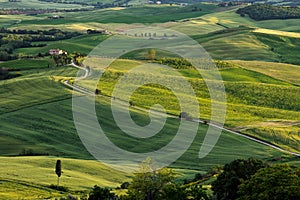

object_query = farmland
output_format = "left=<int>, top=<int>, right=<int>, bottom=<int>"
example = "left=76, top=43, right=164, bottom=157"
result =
left=0, top=156, right=131, bottom=199
left=1, top=0, right=300, bottom=199
left=90, top=58, right=300, bottom=154
left=0, top=0, right=91, bottom=9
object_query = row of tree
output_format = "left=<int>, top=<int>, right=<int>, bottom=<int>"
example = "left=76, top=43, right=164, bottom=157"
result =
left=154, top=57, right=194, bottom=69
left=0, top=8, right=93, bottom=15
left=38, top=0, right=132, bottom=9
left=153, top=57, right=237, bottom=70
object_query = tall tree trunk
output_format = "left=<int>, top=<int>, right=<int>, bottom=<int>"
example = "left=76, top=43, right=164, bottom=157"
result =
left=57, top=176, right=60, bottom=186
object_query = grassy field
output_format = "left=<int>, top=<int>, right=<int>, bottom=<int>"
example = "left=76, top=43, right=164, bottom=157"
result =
left=191, top=26, right=300, bottom=65
left=159, top=20, right=223, bottom=35
left=12, top=4, right=217, bottom=27
left=0, top=179, right=68, bottom=199
left=199, top=8, right=300, bottom=33
left=253, top=28, right=300, bottom=39
left=88, top=58, right=300, bottom=153
left=254, top=32, right=300, bottom=65
left=0, top=76, right=288, bottom=163
left=0, top=58, right=77, bottom=114
left=1, top=3, right=300, bottom=198
left=14, top=34, right=109, bottom=56
left=0, top=156, right=131, bottom=199
left=0, top=0, right=92, bottom=9
left=0, top=59, right=292, bottom=163
left=0, top=58, right=54, bottom=70
left=191, top=27, right=278, bottom=61
left=229, top=60, right=300, bottom=86
left=12, top=28, right=300, bottom=67
left=2, top=154, right=295, bottom=199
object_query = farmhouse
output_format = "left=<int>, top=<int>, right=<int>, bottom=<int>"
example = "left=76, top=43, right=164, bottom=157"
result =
left=49, top=49, right=67, bottom=55
left=48, top=15, right=64, bottom=19
left=179, top=3, right=188, bottom=6
left=100, top=29, right=110, bottom=34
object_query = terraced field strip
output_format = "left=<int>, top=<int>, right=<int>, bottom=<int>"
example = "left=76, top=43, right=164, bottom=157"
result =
left=253, top=28, right=300, bottom=39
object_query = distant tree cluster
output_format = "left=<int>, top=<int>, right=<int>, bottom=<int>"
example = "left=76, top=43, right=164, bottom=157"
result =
left=51, top=52, right=71, bottom=66
left=155, top=57, right=194, bottom=69
left=237, top=4, right=300, bottom=20
left=214, top=60, right=238, bottom=69
left=0, top=8, right=93, bottom=15
left=18, top=148, right=49, bottom=156
left=0, top=28, right=81, bottom=41
left=38, top=0, right=132, bottom=9
left=154, top=57, right=236, bottom=70
left=0, top=28, right=81, bottom=61
left=218, top=1, right=244, bottom=7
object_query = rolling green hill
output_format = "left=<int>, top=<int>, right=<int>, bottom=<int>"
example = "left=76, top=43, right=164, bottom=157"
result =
left=0, top=59, right=292, bottom=163
left=1, top=2, right=300, bottom=198
left=91, top=59, right=300, bottom=153
left=14, top=4, right=217, bottom=26
left=229, top=60, right=300, bottom=86
left=14, top=34, right=109, bottom=56
left=0, top=0, right=92, bottom=9
left=0, top=156, right=131, bottom=199
left=1, top=57, right=299, bottom=163
left=199, top=8, right=300, bottom=33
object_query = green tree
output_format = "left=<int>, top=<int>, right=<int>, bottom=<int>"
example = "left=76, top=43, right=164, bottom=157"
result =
left=127, top=158, right=176, bottom=200
left=148, top=49, right=156, bottom=60
left=0, top=51, right=9, bottom=61
left=237, top=164, right=300, bottom=200
left=55, top=160, right=62, bottom=186
left=88, top=185, right=116, bottom=200
left=186, top=185, right=210, bottom=200
left=53, top=55, right=60, bottom=66
left=160, top=183, right=187, bottom=200
left=212, top=158, right=267, bottom=200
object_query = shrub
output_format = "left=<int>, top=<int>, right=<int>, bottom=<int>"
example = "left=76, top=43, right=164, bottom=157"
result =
left=49, top=184, right=69, bottom=192
left=88, top=185, right=116, bottom=200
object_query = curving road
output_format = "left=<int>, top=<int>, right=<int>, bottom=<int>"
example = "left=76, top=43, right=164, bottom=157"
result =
left=63, top=62, right=300, bottom=157
left=63, top=61, right=94, bottom=96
